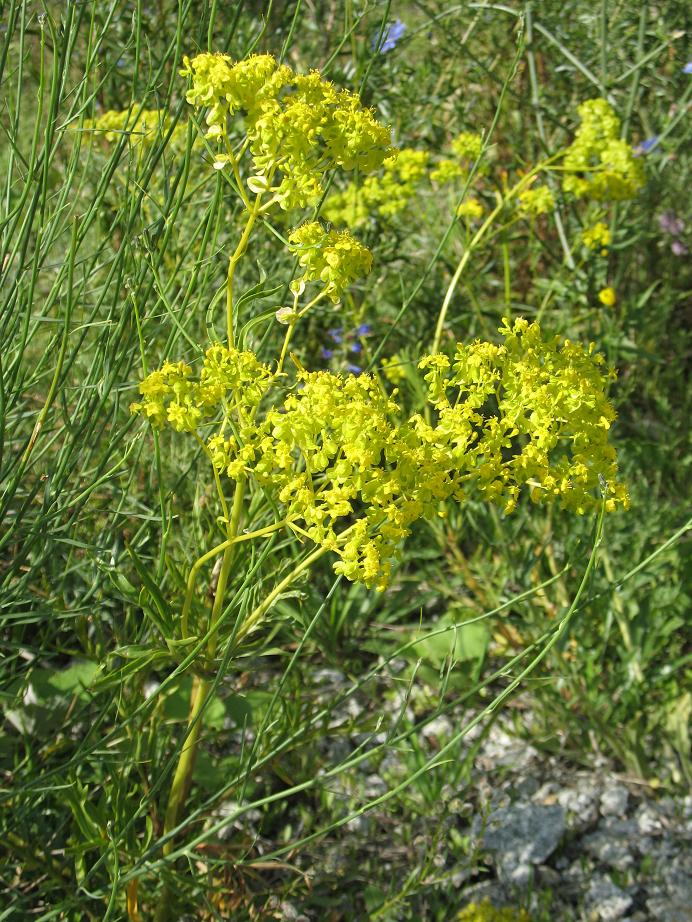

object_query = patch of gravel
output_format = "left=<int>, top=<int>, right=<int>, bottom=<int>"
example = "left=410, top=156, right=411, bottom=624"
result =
left=208, top=671, right=691, bottom=920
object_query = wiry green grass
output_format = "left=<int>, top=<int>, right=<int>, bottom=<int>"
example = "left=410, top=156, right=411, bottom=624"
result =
left=1, top=2, right=690, bottom=919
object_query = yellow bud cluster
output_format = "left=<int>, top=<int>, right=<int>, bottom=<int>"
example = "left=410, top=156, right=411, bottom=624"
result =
left=130, top=344, right=272, bottom=431
left=287, top=222, right=373, bottom=302
left=324, top=148, right=429, bottom=227
left=582, top=221, right=611, bottom=254
left=133, top=322, right=627, bottom=590
left=563, top=99, right=645, bottom=201
left=450, top=131, right=484, bottom=162
left=83, top=108, right=188, bottom=149
left=518, top=185, right=555, bottom=217
left=457, top=198, right=485, bottom=221
left=180, top=53, right=393, bottom=211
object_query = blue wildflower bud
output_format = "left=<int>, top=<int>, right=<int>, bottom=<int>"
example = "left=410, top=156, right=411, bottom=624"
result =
left=372, top=19, right=406, bottom=54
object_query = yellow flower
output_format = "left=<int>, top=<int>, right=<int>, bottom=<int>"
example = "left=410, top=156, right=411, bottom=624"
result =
left=457, top=198, right=484, bottom=220
left=582, top=221, right=611, bottom=254
left=598, top=287, right=617, bottom=307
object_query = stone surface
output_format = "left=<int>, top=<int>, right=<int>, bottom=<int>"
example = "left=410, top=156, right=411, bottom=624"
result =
left=585, top=876, right=633, bottom=920
left=482, top=802, right=565, bottom=884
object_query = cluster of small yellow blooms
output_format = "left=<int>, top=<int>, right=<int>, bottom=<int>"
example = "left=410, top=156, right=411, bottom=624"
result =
left=457, top=198, right=485, bottom=221
left=325, top=132, right=484, bottom=227
left=132, top=320, right=627, bottom=589
left=518, top=184, right=555, bottom=217
left=179, top=53, right=393, bottom=211
left=287, top=222, right=373, bottom=302
left=130, top=345, right=272, bottom=434
left=324, top=149, right=430, bottom=227
left=582, top=220, right=611, bottom=254
left=419, top=317, right=628, bottom=516
left=598, top=286, right=617, bottom=307
left=451, top=131, right=484, bottom=161
left=562, top=99, right=645, bottom=201
left=380, top=355, right=407, bottom=384
left=84, top=108, right=189, bottom=149
left=457, top=899, right=531, bottom=922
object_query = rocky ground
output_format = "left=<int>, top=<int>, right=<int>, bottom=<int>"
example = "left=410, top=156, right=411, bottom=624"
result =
left=213, top=667, right=691, bottom=921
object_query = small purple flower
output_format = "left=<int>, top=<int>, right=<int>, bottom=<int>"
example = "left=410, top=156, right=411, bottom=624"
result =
left=349, top=342, right=362, bottom=354
left=658, top=211, right=685, bottom=236
left=328, top=327, right=343, bottom=343
left=353, top=323, right=372, bottom=336
left=634, top=135, right=660, bottom=156
left=346, top=363, right=362, bottom=375
left=371, top=19, right=406, bottom=54
left=683, top=62, right=692, bottom=74
left=671, top=239, right=689, bottom=256
left=321, top=348, right=335, bottom=360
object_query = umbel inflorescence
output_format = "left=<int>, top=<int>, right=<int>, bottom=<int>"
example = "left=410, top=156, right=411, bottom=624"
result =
left=132, top=321, right=628, bottom=590
left=131, top=53, right=629, bottom=590
left=180, top=52, right=392, bottom=210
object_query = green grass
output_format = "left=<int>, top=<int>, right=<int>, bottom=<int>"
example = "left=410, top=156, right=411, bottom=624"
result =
left=1, top=1, right=690, bottom=919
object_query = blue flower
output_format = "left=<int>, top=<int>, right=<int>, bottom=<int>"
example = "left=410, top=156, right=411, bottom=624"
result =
left=350, top=342, right=362, bottom=354
left=346, top=363, right=362, bottom=375
left=321, top=348, right=335, bottom=360
left=328, top=327, right=343, bottom=343
left=683, top=62, right=692, bottom=74
left=634, top=135, right=660, bottom=156
left=353, top=323, right=372, bottom=336
left=372, top=19, right=406, bottom=54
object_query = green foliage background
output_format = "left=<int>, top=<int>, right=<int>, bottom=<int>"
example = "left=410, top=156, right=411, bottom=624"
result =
left=1, top=1, right=689, bottom=919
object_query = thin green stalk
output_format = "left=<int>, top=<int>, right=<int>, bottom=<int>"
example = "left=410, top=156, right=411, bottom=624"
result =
left=226, top=194, right=263, bottom=347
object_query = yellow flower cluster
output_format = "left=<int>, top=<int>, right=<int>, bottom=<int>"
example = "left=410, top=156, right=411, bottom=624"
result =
left=380, top=355, right=407, bottom=384
left=451, top=131, right=484, bottom=162
left=130, top=345, right=272, bottom=432
left=582, top=221, right=611, bottom=254
left=180, top=53, right=393, bottom=210
left=325, top=132, right=485, bottom=228
left=420, top=317, right=628, bottom=516
left=324, top=149, right=429, bottom=227
left=84, top=108, right=188, bottom=149
left=457, top=899, right=531, bottom=922
left=518, top=185, right=555, bottom=217
left=133, top=321, right=627, bottom=589
left=429, top=159, right=466, bottom=184
left=563, top=99, right=645, bottom=201
left=287, top=222, right=373, bottom=302
left=457, top=198, right=485, bottom=221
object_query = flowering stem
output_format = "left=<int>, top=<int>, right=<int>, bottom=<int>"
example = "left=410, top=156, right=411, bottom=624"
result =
left=156, top=479, right=245, bottom=919
left=276, top=288, right=329, bottom=375
left=226, top=194, right=263, bottom=348
left=431, top=155, right=561, bottom=353
left=180, top=518, right=289, bottom=640
left=233, top=544, right=330, bottom=644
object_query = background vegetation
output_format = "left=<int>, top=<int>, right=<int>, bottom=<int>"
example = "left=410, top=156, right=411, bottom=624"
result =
left=1, top=1, right=689, bottom=919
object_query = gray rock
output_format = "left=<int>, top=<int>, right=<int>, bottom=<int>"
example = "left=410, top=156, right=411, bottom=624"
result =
left=600, top=783, right=630, bottom=817
left=482, top=802, right=565, bottom=884
left=636, top=804, right=664, bottom=835
left=583, top=830, right=634, bottom=871
left=556, top=777, right=600, bottom=831
left=586, top=876, right=633, bottom=920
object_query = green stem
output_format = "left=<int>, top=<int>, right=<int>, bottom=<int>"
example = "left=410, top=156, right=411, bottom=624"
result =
left=156, top=479, right=246, bottom=920
left=276, top=288, right=329, bottom=375
left=431, top=155, right=561, bottom=353
left=226, top=196, right=262, bottom=348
